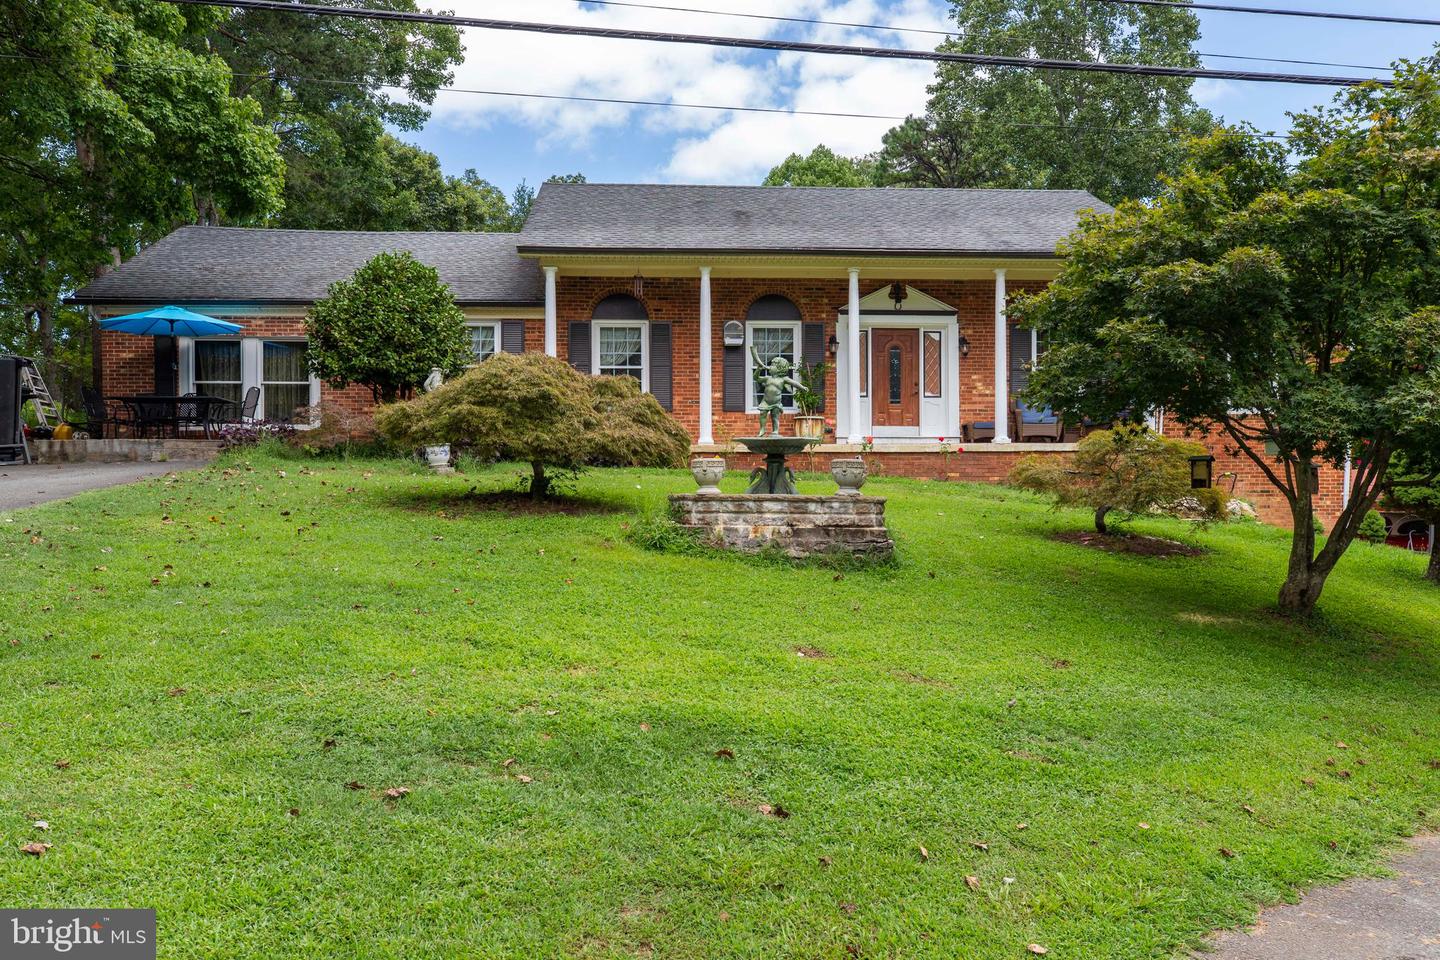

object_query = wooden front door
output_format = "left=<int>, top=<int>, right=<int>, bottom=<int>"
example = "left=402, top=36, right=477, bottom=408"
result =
left=870, top=329, right=920, bottom=427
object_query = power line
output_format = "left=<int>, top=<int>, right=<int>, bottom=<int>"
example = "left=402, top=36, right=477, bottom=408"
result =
left=548, top=0, right=1392, bottom=71
left=0, top=51, right=1293, bottom=137
left=1094, top=0, right=1440, bottom=28
left=161, top=0, right=1394, bottom=88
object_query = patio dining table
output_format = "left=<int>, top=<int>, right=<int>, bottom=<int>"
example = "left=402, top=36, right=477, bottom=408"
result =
left=107, top=394, right=235, bottom=440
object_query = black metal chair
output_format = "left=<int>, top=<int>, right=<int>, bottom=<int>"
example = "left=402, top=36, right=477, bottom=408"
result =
left=81, top=386, right=130, bottom=439
left=238, top=385, right=260, bottom=423
left=132, top=396, right=179, bottom=438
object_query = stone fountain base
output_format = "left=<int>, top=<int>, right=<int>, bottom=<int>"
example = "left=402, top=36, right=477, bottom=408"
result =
left=669, top=493, right=893, bottom=559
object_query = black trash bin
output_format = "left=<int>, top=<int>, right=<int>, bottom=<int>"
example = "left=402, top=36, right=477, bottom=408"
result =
left=0, top=354, right=32, bottom=463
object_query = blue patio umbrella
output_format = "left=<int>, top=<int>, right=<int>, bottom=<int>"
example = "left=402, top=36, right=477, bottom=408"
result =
left=100, top=306, right=242, bottom=396
left=99, top=305, right=242, bottom=338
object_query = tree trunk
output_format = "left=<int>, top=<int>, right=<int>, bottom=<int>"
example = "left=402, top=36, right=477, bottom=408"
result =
left=1428, top=538, right=1440, bottom=584
left=530, top=462, right=549, bottom=500
left=1094, top=504, right=1111, bottom=535
left=1277, top=486, right=1326, bottom=617
left=36, top=302, right=54, bottom=365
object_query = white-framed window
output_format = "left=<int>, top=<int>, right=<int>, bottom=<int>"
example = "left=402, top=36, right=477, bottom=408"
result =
left=858, top=329, right=869, bottom=398
left=746, top=321, right=801, bottom=411
left=467, top=322, right=499, bottom=364
left=194, top=340, right=242, bottom=407
left=923, top=330, right=943, bottom=399
left=185, top=335, right=318, bottom=424
left=593, top=321, right=648, bottom=389
left=261, top=339, right=311, bottom=422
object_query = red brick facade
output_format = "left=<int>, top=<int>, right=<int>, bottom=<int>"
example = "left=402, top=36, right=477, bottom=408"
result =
left=95, top=277, right=1347, bottom=529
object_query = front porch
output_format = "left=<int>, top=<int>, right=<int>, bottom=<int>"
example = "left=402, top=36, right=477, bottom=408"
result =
left=694, top=440, right=1075, bottom=485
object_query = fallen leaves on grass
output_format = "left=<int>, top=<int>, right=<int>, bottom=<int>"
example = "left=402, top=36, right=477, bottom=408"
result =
left=344, top=781, right=367, bottom=791
left=757, top=804, right=789, bottom=819
left=639, top=723, right=651, bottom=732
left=514, top=775, right=534, bottom=784
left=33, top=821, right=48, bottom=831
left=288, top=808, right=300, bottom=817
left=19, top=842, right=51, bottom=857
left=322, top=738, right=337, bottom=750
left=917, top=844, right=929, bottom=861
left=53, top=760, right=69, bottom=770
left=714, top=748, right=735, bottom=760
left=1219, top=847, right=1236, bottom=859
left=1027, top=944, right=1049, bottom=956
left=965, top=875, right=981, bottom=891
left=382, top=787, right=410, bottom=800
left=818, top=856, right=832, bottom=868
left=167, top=687, right=186, bottom=697
left=794, top=646, right=828, bottom=659
left=970, top=841, right=989, bottom=851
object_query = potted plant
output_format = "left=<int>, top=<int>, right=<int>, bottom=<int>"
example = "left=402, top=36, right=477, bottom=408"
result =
left=792, top=361, right=829, bottom=439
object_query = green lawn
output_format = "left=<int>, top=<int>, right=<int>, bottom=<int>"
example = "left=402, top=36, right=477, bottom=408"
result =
left=2, top=453, right=1438, bottom=959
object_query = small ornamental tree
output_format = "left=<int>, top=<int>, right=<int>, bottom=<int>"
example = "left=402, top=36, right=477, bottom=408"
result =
left=374, top=353, right=691, bottom=498
left=1014, top=58, right=1440, bottom=617
left=1010, top=425, right=1218, bottom=534
left=1383, top=450, right=1440, bottom=583
left=306, top=251, right=471, bottom=404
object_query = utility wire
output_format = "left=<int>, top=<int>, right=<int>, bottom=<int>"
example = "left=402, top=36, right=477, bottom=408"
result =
left=549, top=0, right=1392, bottom=71
left=0, top=51, right=1294, bottom=138
left=1093, top=0, right=1440, bottom=28
left=162, top=0, right=1394, bottom=87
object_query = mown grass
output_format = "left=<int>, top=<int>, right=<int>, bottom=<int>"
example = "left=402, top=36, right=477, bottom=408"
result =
left=1, top=453, right=1437, bottom=959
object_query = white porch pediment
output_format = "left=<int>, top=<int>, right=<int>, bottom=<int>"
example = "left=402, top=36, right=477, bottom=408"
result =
left=846, top=284, right=955, bottom=316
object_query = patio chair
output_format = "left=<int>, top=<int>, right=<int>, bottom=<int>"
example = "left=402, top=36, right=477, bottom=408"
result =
left=132, top=396, right=179, bottom=439
left=965, top=421, right=996, bottom=443
left=237, top=385, right=260, bottom=423
left=1015, top=402, right=1063, bottom=442
left=80, top=386, right=131, bottom=439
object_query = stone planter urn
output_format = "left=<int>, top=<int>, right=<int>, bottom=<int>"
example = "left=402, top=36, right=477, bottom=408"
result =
left=690, top=457, right=726, bottom=494
left=831, top=457, right=867, bottom=496
left=425, top=444, right=453, bottom=474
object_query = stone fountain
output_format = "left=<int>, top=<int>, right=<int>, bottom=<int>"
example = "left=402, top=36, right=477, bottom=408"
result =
left=670, top=365, right=892, bottom=557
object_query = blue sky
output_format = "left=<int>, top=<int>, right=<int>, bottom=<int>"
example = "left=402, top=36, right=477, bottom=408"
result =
left=405, top=0, right=1439, bottom=196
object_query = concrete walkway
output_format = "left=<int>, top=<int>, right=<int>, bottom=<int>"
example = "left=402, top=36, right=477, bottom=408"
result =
left=0, top=461, right=208, bottom=511
left=1202, top=835, right=1440, bottom=959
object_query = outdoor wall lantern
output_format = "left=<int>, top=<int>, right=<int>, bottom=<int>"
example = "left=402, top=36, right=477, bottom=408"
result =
left=957, top=334, right=971, bottom=358
left=889, top=282, right=908, bottom=310
left=1189, top=454, right=1216, bottom=490
left=827, top=333, right=839, bottom=356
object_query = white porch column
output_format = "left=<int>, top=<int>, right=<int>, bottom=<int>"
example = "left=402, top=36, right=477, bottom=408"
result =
left=993, top=268, right=1011, bottom=443
left=698, top=266, right=714, bottom=444
left=846, top=268, right=863, bottom=443
left=543, top=266, right=558, bottom=357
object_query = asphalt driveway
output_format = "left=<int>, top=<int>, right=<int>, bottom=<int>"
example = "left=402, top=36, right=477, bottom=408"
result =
left=0, top=461, right=209, bottom=511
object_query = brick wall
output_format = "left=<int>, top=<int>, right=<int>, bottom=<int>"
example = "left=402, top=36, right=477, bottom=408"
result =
left=725, top=447, right=1062, bottom=483
left=1162, top=419, right=1348, bottom=528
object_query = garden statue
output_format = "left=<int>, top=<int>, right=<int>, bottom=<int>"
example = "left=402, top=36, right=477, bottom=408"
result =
left=420, top=367, right=452, bottom=473
left=750, top=347, right=805, bottom=437
left=423, top=367, right=444, bottom=394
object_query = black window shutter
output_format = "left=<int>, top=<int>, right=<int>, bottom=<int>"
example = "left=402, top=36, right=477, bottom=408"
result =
left=722, top=344, right=746, bottom=412
left=154, top=336, right=177, bottom=394
left=1008, top=324, right=1033, bottom=394
left=501, top=320, right=525, bottom=354
left=801, top=322, right=825, bottom=403
left=648, top=322, right=673, bottom=411
left=568, top=322, right=591, bottom=373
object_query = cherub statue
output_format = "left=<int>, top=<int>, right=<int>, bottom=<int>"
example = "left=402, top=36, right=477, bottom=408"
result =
left=423, top=367, right=444, bottom=393
left=750, top=347, right=805, bottom=437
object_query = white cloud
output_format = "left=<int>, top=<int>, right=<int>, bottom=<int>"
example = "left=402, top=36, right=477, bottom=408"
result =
left=431, top=0, right=954, bottom=182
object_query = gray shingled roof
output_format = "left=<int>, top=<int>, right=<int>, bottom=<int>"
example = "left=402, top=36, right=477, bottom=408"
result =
left=519, top=183, right=1109, bottom=256
left=71, top=226, right=544, bottom=306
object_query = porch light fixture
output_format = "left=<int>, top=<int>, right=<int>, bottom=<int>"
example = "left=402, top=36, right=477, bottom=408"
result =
left=1189, top=454, right=1216, bottom=490
left=888, top=282, right=907, bottom=310
left=957, top=334, right=971, bottom=358
left=827, top=333, right=839, bottom=356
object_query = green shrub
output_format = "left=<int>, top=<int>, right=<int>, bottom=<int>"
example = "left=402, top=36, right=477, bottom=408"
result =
left=1358, top=510, right=1389, bottom=544
left=1010, top=424, right=1212, bottom=534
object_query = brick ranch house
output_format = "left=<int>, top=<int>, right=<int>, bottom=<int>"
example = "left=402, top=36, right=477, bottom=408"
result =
left=73, top=182, right=1353, bottom=528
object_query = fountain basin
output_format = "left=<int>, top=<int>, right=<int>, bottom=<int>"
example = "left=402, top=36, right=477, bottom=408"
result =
left=736, top=435, right=820, bottom=495
left=669, top=493, right=894, bottom=559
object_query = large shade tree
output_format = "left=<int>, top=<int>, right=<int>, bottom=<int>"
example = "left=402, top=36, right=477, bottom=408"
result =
left=774, top=0, right=1213, bottom=201
left=0, top=0, right=284, bottom=380
left=1015, top=59, right=1440, bottom=616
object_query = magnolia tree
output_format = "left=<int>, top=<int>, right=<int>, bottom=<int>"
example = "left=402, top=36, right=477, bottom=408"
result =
left=375, top=353, right=691, bottom=498
left=1011, top=425, right=1221, bottom=534
left=1014, top=58, right=1440, bottom=616
left=306, top=251, right=471, bottom=404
